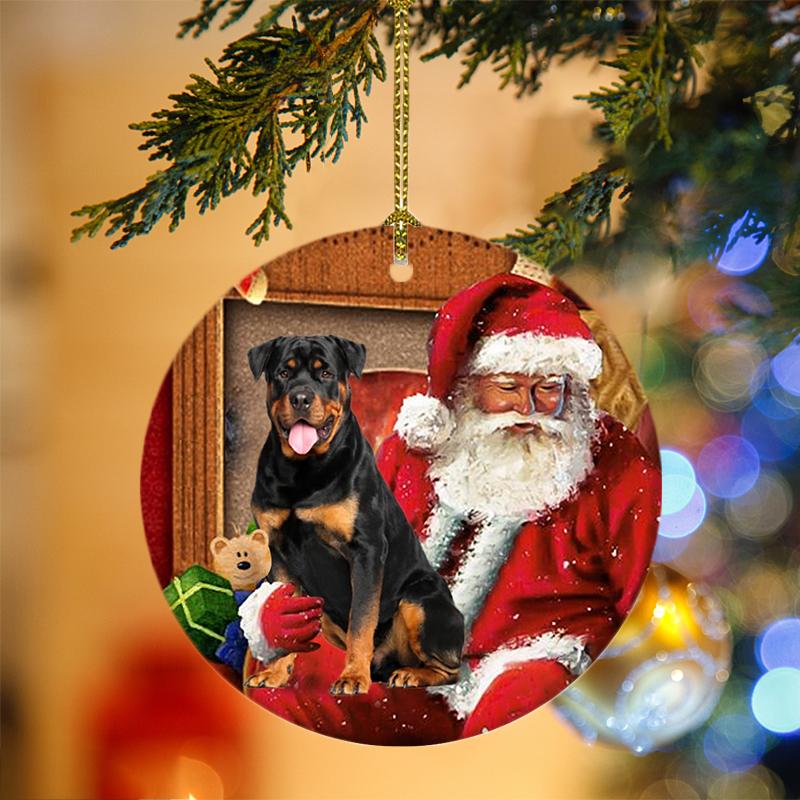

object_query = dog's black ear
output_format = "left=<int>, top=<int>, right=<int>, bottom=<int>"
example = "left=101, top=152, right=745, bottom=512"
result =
left=248, top=338, right=283, bottom=380
left=329, top=336, right=366, bottom=378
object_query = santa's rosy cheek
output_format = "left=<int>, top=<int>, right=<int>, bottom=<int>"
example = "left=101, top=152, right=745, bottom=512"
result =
left=535, top=394, right=562, bottom=415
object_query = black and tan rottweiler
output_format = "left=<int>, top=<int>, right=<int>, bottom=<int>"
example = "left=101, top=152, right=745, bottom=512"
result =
left=246, top=335, right=464, bottom=696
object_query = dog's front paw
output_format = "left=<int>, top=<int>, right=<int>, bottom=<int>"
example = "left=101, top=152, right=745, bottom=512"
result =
left=245, top=654, right=295, bottom=689
left=330, top=671, right=371, bottom=696
left=388, top=667, right=424, bottom=688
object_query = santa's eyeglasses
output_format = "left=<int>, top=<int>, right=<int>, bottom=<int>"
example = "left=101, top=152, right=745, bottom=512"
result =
left=531, top=376, right=568, bottom=414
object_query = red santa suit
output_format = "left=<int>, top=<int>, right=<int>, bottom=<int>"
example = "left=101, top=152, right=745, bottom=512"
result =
left=242, top=273, right=660, bottom=742
left=378, top=413, right=659, bottom=735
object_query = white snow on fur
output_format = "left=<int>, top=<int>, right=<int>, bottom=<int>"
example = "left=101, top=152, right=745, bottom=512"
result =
left=394, top=393, right=455, bottom=452
left=239, top=580, right=286, bottom=663
left=468, top=332, right=602, bottom=383
left=430, top=632, right=591, bottom=718
left=448, top=514, right=526, bottom=633
left=421, top=503, right=466, bottom=571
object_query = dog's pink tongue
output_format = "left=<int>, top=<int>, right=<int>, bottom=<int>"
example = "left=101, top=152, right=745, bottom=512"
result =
left=288, top=421, right=318, bottom=455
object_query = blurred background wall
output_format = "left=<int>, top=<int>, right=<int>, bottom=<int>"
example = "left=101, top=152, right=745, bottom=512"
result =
left=2, top=2, right=787, bottom=799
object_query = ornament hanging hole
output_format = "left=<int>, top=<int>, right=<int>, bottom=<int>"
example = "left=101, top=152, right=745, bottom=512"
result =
left=390, top=259, right=414, bottom=283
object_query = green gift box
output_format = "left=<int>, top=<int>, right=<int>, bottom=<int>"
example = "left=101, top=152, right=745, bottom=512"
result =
left=164, top=565, right=238, bottom=659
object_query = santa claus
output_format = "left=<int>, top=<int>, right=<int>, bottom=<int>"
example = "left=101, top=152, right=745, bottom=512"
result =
left=241, top=273, right=661, bottom=743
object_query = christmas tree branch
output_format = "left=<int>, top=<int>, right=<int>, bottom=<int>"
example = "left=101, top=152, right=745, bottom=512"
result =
left=178, top=0, right=264, bottom=38
left=71, top=1, right=387, bottom=248
left=579, top=2, right=716, bottom=150
left=406, top=0, right=627, bottom=96
left=71, top=0, right=799, bottom=344
left=498, top=165, right=628, bottom=267
left=499, top=2, right=720, bottom=269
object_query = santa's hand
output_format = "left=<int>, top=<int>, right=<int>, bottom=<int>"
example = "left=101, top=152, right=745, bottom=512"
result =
left=259, top=583, right=324, bottom=652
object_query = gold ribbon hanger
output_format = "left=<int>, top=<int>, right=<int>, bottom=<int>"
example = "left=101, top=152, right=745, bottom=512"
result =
left=384, top=0, right=419, bottom=282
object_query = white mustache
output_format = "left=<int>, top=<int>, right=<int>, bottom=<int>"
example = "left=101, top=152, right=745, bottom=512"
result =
left=475, top=410, right=570, bottom=437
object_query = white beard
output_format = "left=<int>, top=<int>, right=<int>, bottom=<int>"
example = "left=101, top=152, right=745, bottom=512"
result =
left=428, top=385, right=599, bottom=520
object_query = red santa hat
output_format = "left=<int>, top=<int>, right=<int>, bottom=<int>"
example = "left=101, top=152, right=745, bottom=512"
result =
left=394, top=273, right=603, bottom=452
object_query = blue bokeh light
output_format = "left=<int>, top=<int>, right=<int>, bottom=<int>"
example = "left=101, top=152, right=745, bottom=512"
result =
left=713, top=212, right=771, bottom=276
left=660, top=449, right=698, bottom=515
left=751, top=384, right=798, bottom=421
left=758, top=618, right=800, bottom=671
left=697, top=436, right=761, bottom=498
left=768, top=413, right=800, bottom=450
left=772, top=339, right=800, bottom=397
left=659, top=486, right=707, bottom=539
left=749, top=361, right=800, bottom=417
left=703, top=713, right=766, bottom=772
left=741, top=407, right=797, bottom=462
left=652, top=531, right=691, bottom=563
left=751, top=668, right=800, bottom=733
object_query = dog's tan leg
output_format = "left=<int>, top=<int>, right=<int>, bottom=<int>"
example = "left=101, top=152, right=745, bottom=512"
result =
left=330, top=599, right=379, bottom=695
left=387, top=600, right=460, bottom=688
left=387, top=665, right=457, bottom=688
left=320, top=613, right=347, bottom=650
left=372, top=609, right=413, bottom=667
left=330, top=556, right=383, bottom=696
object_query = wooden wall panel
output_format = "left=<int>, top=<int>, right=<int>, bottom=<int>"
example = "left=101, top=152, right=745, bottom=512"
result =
left=226, top=226, right=517, bottom=310
left=172, top=301, right=223, bottom=572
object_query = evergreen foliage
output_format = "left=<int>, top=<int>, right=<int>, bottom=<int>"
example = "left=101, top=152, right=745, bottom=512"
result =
left=407, top=0, right=627, bottom=95
left=497, top=164, right=628, bottom=267
left=499, top=2, right=720, bottom=262
left=71, top=0, right=799, bottom=342
left=71, top=1, right=386, bottom=247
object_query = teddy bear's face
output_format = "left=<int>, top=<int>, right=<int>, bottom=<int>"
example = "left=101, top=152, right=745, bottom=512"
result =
left=210, top=531, right=271, bottom=591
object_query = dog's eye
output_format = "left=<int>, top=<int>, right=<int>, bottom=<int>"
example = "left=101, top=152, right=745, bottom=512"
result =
left=278, top=369, right=290, bottom=380
left=321, top=370, right=334, bottom=380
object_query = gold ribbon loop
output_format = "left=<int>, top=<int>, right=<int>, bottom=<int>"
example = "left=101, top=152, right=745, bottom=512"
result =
left=384, top=0, right=419, bottom=277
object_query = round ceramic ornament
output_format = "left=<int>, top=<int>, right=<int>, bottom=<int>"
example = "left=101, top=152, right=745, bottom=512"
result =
left=140, top=229, right=663, bottom=745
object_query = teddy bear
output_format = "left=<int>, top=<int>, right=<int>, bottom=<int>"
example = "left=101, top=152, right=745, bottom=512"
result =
left=210, top=530, right=271, bottom=591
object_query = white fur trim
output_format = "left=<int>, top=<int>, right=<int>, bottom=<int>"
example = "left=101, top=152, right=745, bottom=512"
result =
left=430, top=632, right=591, bottom=719
left=449, top=514, right=526, bottom=633
left=422, top=507, right=526, bottom=636
left=421, top=503, right=466, bottom=571
left=467, top=332, right=602, bottom=383
left=238, top=581, right=286, bottom=663
left=394, top=393, right=455, bottom=453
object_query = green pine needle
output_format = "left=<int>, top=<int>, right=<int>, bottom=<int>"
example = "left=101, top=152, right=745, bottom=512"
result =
left=71, top=1, right=386, bottom=248
left=178, top=0, right=265, bottom=39
left=497, top=164, right=628, bottom=268
left=408, top=0, right=626, bottom=97
left=578, top=4, right=713, bottom=151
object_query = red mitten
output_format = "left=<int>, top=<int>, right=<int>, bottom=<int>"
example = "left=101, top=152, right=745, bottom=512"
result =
left=259, top=583, right=324, bottom=653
